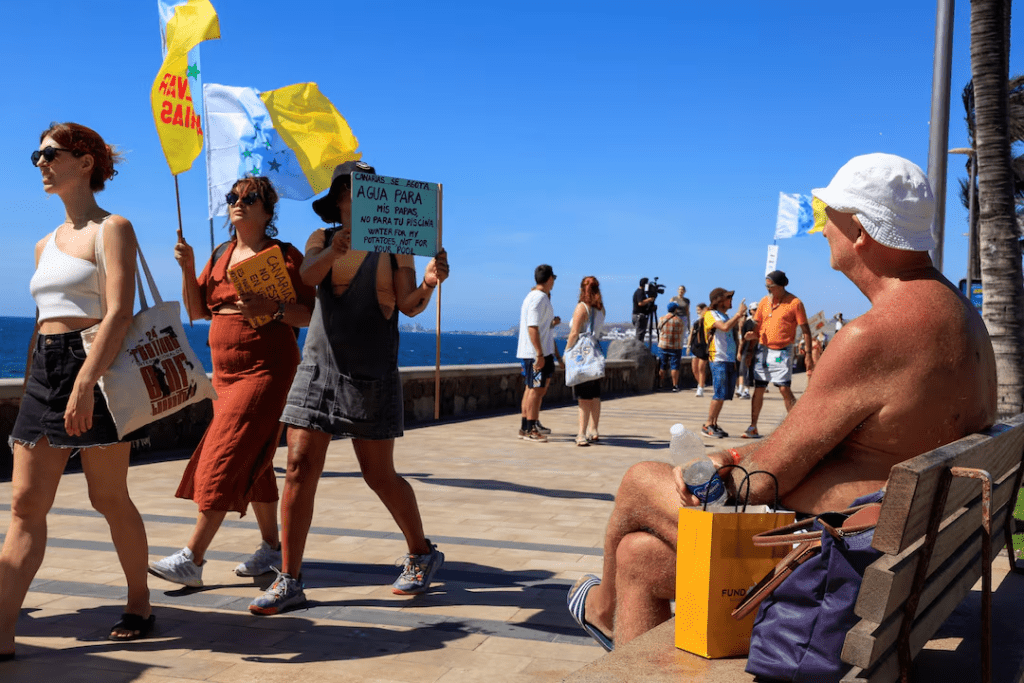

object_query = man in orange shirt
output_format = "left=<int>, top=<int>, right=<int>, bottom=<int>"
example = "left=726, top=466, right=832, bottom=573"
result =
left=742, top=270, right=812, bottom=438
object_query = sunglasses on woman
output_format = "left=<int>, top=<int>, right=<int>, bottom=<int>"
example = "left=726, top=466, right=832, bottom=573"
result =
left=30, top=146, right=81, bottom=166
left=225, top=191, right=261, bottom=207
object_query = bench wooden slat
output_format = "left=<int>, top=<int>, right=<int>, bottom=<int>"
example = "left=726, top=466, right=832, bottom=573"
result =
left=853, top=467, right=1018, bottom=623
left=873, top=414, right=1024, bottom=555
left=843, top=506, right=1007, bottom=668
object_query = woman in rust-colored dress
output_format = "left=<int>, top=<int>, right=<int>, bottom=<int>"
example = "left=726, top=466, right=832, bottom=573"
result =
left=148, top=176, right=315, bottom=588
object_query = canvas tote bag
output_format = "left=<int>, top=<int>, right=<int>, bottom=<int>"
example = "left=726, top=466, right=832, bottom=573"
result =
left=82, top=225, right=215, bottom=438
left=565, top=304, right=605, bottom=387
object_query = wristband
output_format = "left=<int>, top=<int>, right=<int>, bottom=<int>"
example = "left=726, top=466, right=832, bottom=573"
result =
left=726, top=449, right=741, bottom=466
left=272, top=300, right=286, bottom=322
left=423, top=279, right=436, bottom=289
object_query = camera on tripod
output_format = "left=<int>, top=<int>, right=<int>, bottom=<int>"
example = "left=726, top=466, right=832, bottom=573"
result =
left=645, top=277, right=665, bottom=302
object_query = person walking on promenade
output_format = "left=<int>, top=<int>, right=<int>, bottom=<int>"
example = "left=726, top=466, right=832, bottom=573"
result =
left=566, top=276, right=606, bottom=446
left=656, top=302, right=685, bottom=392
left=688, top=303, right=708, bottom=397
left=742, top=270, right=812, bottom=439
left=517, top=264, right=560, bottom=442
left=701, top=288, right=746, bottom=438
left=147, top=177, right=315, bottom=588
left=2, top=123, right=153, bottom=656
left=736, top=308, right=756, bottom=399
left=247, top=161, right=449, bottom=615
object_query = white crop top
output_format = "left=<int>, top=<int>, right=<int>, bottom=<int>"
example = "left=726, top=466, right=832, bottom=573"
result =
left=30, top=231, right=104, bottom=321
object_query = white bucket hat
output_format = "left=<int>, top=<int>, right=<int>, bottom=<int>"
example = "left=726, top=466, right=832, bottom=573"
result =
left=812, top=153, right=936, bottom=251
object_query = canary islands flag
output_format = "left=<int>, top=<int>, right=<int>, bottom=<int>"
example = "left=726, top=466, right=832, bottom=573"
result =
left=152, top=0, right=220, bottom=175
left=775, top=192, right=824, bottom=239
left=203, top=82, right=361, bottom=218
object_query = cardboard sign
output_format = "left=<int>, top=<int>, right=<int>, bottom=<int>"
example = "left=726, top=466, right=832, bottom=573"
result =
left=350, top=172, right=439, bottom=256
left=226, top=245, right=297, bottom=328
left=807, top=310, right=827, bottom=334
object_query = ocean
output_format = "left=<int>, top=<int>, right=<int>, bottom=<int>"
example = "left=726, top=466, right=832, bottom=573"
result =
left=0, top=316, right=530, bottom=378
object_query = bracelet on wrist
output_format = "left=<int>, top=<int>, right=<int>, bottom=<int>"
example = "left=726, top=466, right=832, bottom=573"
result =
left=423, top=279, right=436, bottom=289
left=726, top=448, right=741, bottom=466
left=272, top=300, right=286, bottom=322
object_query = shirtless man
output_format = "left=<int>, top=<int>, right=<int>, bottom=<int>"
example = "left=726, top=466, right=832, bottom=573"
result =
left=566, top=153, right=997, bottom=650
left=248, top=161, right=450, bottom=615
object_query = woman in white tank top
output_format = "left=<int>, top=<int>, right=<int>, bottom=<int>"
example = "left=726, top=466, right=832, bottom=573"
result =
left=1, top=123, right=153, bottom=657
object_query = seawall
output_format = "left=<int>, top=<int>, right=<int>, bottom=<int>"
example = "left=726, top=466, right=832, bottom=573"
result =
left=0, top=351, right=683, bottom=478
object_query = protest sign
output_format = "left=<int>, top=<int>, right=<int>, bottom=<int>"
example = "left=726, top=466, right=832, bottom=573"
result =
left=226, top=245, right=297, bottom=328
left=807, top=310, right=827, bottom=335
left=350, top=172, right=439, bottom=256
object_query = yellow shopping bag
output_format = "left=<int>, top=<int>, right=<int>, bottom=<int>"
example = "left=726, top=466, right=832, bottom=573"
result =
left=675, top=504, right=795, bottom=658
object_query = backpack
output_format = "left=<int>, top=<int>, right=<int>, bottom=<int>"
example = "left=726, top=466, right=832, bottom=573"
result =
left=690, top=315, right=709, bottom=360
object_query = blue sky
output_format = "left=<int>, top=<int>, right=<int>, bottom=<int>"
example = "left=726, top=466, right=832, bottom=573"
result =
left=2, top=1, right=1020, bottom=331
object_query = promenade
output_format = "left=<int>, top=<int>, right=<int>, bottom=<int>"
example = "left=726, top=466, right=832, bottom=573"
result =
left=0, top=377, right=798, bottom=682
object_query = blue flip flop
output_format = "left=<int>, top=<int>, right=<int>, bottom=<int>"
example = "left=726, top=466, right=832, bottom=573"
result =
left=567, top=574, right=614, bottom=651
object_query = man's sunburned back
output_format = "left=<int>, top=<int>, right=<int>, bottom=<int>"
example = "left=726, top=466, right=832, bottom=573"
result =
left=776, top=269, right=996, bottom=513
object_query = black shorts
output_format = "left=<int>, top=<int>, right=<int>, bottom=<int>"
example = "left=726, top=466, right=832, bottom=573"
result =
left=572, top=378, right=601, bottom=401
left=10, top=331, right=121, bottom=451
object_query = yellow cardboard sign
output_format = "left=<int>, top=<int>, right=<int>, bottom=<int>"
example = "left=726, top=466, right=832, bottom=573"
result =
left=226, top=245, right=297, bottom=328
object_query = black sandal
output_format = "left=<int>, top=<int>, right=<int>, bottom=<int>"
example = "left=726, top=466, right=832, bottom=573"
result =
left=109, top=613, right=156, bottom=641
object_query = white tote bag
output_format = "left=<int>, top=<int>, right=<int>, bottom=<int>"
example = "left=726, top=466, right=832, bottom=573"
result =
left=82, top=228, right=216, bottom=438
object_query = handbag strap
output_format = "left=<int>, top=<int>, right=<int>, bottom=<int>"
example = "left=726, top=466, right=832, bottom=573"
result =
left=751, top=502, right=881, bottom=546
left=94, top=218, right=162, bottom=314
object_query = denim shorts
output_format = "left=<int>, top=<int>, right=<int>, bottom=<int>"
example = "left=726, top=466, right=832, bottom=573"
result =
left=10, top=330, right=121, bottom=451
left=710, top=361, right=737, bottom=401
left=280, top=361, right=404, bottom=440
left=521, top=355, right=555, bottom=389
left=659, top=347, right=682, bottom=370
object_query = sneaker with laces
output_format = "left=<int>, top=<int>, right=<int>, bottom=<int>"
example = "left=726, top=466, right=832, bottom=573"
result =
left=234, top=541, right=282, bottom=577
left=701, top=424, right=717, bottom=437
left=712, top=424, right=729, bottom=438
left=695, top=386, right=705, bottom=397
left=148, top=547, right=204, bottom=587
left=523, top=428, right=548, bottom=442
left=248, top=570, right=306, bottom=615
left=392, top=541, right=445, bottom=595
left=534, top=422, right=552, bottom=434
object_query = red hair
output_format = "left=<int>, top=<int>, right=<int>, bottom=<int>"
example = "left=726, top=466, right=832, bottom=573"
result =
left=41, top=122, right=120, bottom=192
left=578, top=276, right=604, bottom=310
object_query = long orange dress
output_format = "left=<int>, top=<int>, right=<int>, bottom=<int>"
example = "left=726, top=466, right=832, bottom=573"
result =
left=175, top=241, right=316, bottom=515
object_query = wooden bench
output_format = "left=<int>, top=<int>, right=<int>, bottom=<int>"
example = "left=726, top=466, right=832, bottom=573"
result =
left=566, top=416, right=1024, bottom=683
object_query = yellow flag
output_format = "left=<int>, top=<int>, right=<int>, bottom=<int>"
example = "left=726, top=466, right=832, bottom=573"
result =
left=261, top=83, right=361, bottom=194
left=151, top=0, right=220, bottom=175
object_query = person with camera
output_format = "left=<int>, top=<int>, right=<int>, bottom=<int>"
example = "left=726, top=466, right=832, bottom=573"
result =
left=631, top=278, right=656, bottom=342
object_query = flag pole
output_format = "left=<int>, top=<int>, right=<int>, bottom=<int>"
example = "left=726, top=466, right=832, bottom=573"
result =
left=433, top=183, right=443, bottom=421
left=173, top=175, right=194, bottom=328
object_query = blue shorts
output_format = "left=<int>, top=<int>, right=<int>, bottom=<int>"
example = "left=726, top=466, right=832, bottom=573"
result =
left=710, top=361, right=737, bottom=401
left=521, top=355, right=554, bottom=389
left=659, top=347, right=682, bottom=370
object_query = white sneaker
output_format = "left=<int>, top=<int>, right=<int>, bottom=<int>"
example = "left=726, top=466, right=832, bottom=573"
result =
left=695, top=386, right=705, bottom=397
left=148, top=547, right=204, bottom=587
left=234, top=541, right=282, bottom=577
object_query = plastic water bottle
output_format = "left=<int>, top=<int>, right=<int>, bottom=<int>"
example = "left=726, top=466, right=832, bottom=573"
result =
left=670, top=423, right=727, bottom=507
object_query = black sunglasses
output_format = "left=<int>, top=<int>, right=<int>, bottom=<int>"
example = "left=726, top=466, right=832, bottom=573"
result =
left=225, top=191, right=261, bottom=207
left=31, top=146, right=81, bottom=166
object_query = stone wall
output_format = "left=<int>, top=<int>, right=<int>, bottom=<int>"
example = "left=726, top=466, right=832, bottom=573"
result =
left=0, top=346, right=690, bottom=479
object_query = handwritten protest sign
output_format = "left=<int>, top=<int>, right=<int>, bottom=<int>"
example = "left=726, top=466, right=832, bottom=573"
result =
left=227, top=245, right=297, bottom=328
left=350, top=172, right=439, bottom=256
left=807, top=310, right=827, bottom=335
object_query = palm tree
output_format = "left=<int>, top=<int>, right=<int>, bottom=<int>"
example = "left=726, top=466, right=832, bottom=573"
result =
left=970, top=0, right=1024, bottom=417
left=959, top=75, right=1024, bottom=282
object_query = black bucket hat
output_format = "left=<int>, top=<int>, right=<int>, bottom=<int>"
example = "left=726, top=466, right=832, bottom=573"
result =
left=312, top=160, right=376, bottom=224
